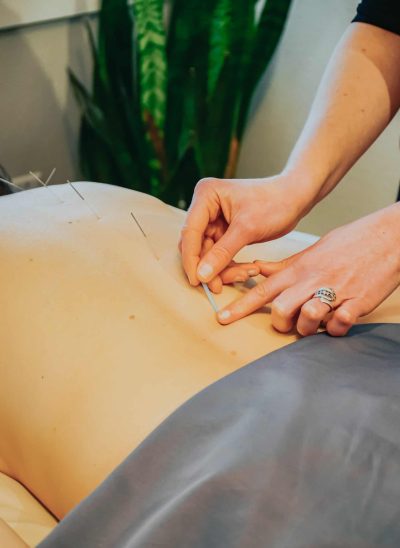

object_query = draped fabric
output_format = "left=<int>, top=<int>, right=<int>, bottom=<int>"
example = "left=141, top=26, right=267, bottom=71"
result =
left=40, top=324, right=400, bottom=548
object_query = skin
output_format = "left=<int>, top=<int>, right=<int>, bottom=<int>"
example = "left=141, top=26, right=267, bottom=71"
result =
left=0, top=183, right=320, bottom=523
left=219, top=203, right=400, bottom=336
left=0, top=185, right=398, bottom=543
left=1, top=21, right=400, bottom=547
left=180, top=23, right=400, bottom=336
left=0, top=519, right=28, bottom=548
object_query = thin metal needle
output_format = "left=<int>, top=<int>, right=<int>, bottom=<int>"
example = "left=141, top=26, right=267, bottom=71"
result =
left=201, top=282, right=220, bottom=313
left=30, top=169, right=63, bottom=203
left=131, top=212, right=217, bottom=310
left=29, top=171, right=46, bottom=186
left=130, top=211, right=160, bottom=260
left=44, top=167, right=56, bottom=186
left=0, top=176, right=25, bottom=192
left=67, top=180, right=101, bottom=219
left=130, top=212, right=147, bottom=238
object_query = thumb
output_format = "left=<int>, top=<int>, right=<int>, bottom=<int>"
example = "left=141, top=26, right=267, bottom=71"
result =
left=197, top=223, right=248, bottom=282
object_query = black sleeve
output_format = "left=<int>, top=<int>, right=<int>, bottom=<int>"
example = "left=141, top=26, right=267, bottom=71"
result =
left=352, top=0, right=400, bottom=36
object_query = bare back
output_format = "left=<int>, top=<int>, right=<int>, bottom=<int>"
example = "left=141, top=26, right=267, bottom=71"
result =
left=0, top=183, right=398, bottom=520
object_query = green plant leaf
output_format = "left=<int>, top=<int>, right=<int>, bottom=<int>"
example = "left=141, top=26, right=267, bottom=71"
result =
left=69, top=68, right=146, bottom=191
left=79, top=118, right=122, bottom=185
left=68, top=68, right=110, bottom=143
left=207, top=0, right=232, bottom=98
left=94, top=0, right=145, bottom=158
left=161, top=146, right=200, bottom=207
left=70, top=0, right=291, bottom=208
left=96, top=0, right=136, bottom=100
left=75, top=1, right=157, bottom=192
left=165, top=0, right=219, bottom=172
left=133, top=0, right=167, bottom=132
left=199, top=1, right=256, bottom=176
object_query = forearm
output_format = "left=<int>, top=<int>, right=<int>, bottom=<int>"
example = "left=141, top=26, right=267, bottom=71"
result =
left=283, top=22, right=400, bottom=213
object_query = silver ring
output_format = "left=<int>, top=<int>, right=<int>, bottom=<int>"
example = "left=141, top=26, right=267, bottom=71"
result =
left=313, top=287, right=336, bottom=311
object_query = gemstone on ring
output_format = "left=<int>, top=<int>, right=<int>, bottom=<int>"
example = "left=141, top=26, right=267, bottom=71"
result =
left=313, top=287, right=336, bottom=310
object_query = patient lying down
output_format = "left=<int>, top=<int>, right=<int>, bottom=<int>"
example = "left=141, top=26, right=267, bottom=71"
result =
left=0, top=183, right=398, bottom=529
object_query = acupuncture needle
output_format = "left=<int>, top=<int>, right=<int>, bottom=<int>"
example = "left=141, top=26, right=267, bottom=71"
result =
left=130, top=211, right=160, bottom=260
left=44, top=167, right=56, bottom=186
left=201, top=281, right=219, bottom=313
left=30, top=169, right=63, bottom=203
left=130, top=211, right=218, bottom=311
left=67, top=180, right=101, bottom=219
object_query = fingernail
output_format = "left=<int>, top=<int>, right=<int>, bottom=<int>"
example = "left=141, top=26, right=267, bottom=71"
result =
left=218, top=310, right=231, bottom=321
left=248, top=269, right=258, bottom=276
left=234, top=276, right=246, bottom=283
left=198, top=263, right=213, bottom=279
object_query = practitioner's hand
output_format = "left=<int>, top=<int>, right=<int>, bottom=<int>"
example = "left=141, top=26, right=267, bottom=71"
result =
left=179, top=175, right=309, bottom=287
left=197, top=235, right=261, bottom=294
left=217, top=204, right=400, bottom=336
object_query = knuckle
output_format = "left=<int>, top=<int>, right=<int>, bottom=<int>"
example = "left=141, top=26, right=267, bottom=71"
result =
left=234, top=216, right=254, bottom=238
left=335, top=309, right=354, bottom=326
left=254, top=281, right=269, bottom=300
left=195, top=177, right=218, bottom=194
left=237, top=214, right=262, bottom=240
left=301, top=302, right=321, bottom=321
left=356, top=297, right=370, bottom=315
left=180, top=224, right=202, bottom=238
left=180, top=223, right=190, bottom=236
left=212, top=244, right=232, bottom=263
left=271, top=299, right=290, bottom=319
left=327, top=324, right=347, bottom=337
left=233, top=216, right=247, bottom=231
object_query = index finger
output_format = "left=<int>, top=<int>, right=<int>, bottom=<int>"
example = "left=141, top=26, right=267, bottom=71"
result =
left=180, top=199, right=211, bottom=285
left=217, top=271, right=292, bottom=324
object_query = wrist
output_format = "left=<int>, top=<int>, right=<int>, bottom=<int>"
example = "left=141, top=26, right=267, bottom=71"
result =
left=274, top=168, right=324, bottom=220
left=375, top=202, right=400, bottom=275
left=280, top=137, right=352, bottom=207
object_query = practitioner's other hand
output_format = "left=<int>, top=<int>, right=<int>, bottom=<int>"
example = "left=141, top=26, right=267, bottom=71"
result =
left=217, top=204, right=400, bottom=336
left=179, top=175, right=310, bottom=287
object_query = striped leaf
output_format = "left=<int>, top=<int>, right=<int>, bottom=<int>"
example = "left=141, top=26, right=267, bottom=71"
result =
left=133, top=0, right=167, bottom=131
left=70, top=0, right=291, bottom=207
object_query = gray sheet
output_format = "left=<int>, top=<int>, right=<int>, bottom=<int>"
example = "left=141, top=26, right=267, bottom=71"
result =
left=40, top=323, right=400, bottom=548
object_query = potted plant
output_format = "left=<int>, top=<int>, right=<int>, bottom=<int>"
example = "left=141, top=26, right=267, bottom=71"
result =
left=70, top=0, right=292, bottom=208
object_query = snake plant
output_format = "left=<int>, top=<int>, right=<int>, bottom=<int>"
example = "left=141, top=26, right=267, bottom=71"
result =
left=69, top=0, right=292, bottom=207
